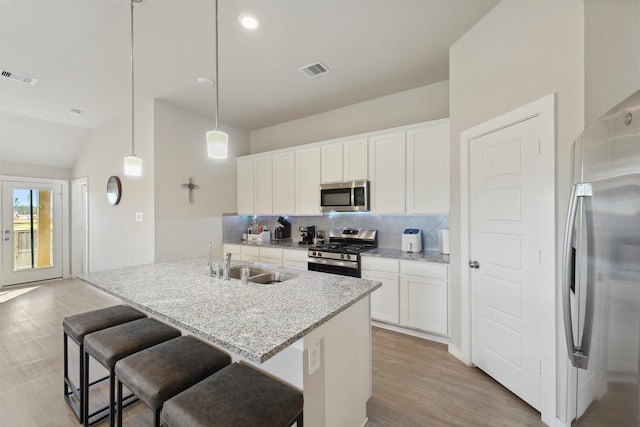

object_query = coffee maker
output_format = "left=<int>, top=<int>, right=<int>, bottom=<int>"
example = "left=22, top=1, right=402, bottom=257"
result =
left=298, top=225, right=316, bottom=245
left=274, top=216, right=291, bottom=240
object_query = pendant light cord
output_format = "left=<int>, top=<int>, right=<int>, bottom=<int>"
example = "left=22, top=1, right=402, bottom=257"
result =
left=215, top=0, right=220, bottom=130
left=130, top=0, right=136, bottom=156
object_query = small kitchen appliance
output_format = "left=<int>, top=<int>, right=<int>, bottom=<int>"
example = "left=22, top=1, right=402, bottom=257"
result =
left=307, top=227, right=377, bottom=277
left=320, top=180, right=370, bottom=212
left=274, top=216, right=291, bottom=240
left=402, top=228, right=422, bottom=253
left=298, top=225, right=316, bottom=245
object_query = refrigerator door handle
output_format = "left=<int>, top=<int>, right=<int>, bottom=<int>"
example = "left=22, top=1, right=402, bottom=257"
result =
left=562, top=182, right=594, bottom=369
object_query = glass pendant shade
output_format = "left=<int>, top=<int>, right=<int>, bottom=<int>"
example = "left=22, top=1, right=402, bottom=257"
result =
left=124, top=155, right=143, bottom=176
left=207, top=130, right=229, bottom=159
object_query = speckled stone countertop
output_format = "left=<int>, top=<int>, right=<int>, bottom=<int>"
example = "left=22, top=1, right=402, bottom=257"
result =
left=225, top=240, right=310, bottom=250
left=361, top=248, right=450, bottom=264
left=79, top=257, right=380, bottom=364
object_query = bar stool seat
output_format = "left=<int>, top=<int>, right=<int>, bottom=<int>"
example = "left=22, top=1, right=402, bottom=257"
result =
left=63, top=305, right=145, bottom=422
left=162, top=362, right=304, bottom=427
left=115, top=336, right=231, bottom=427
left=83, top=317, right=181, bottom=427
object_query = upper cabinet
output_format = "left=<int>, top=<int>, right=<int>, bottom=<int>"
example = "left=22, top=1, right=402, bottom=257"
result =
left=295, top=147, right=321, bottom=215
left=406, top=122, right=449, bottom=214
left=320, top=138, right=368, bottom=183
left=254, top=155, right=273, bottom=215
left=273, top=152, right=295, bottom=215
left=369, top=132, right=406, bottom=214
left=236, top=157, right=254, bottom=215
left=369, top=120, right=449, bottom=215
left=236, top=119, right=449, bottom=217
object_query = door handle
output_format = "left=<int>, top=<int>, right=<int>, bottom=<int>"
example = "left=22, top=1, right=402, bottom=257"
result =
left=562, top=182, right=595, bottom=369
left=468, top=260, right=480, bottom=269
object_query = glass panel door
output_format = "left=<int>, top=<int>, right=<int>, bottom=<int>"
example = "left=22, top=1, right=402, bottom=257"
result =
left=2, top=181, right=63, bottom=287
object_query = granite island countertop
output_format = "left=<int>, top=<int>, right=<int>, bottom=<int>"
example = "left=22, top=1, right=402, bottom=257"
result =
left=79, top=257, right=380, bottom=364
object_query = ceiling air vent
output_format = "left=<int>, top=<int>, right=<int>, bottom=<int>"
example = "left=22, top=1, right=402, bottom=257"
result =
left=1, top=69, right=38, bottom=86
left=298, top=61, right=330, bottom=79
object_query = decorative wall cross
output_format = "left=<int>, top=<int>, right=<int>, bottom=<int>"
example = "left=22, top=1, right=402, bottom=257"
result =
left=181, top=177, right=200, bottom=204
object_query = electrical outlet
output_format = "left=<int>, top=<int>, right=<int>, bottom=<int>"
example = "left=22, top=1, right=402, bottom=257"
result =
left=136, top=212, right=143, bottom=222
left=308, top=339, right=321, bottom=375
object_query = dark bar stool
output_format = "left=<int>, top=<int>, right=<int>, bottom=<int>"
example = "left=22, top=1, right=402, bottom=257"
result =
left=63, top=305, right=146, bottom=423
left=114, top=336, right=231, bottom=427
left=83, top=317, right=181, bottom=427
left=162, top=362, right=304, bottom=427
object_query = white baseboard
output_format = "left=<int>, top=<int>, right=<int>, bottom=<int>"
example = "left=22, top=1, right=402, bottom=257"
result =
left=371, top=321, right=450, bottom=345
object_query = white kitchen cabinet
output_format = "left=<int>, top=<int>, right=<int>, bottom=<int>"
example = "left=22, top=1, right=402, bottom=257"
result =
left=272, top=152, right=295, bottom=215
left=240, top=245, right=260, bottom=263
left=343, top=138, right=368, bottom=181
left=320, top=138, right=368, bottom=184
left=254, top=155, right=273, bottom=215
left=282, top=249, right=308, bottom=270
left=259, top=247, right=283, bottom=266
left=295, top=147, right=321, bottom=215
left=236, top=158, right=254, bottom=215
left=223, top=244, right=242, bottom=258
left=406, top=121, right=449, bottom=214
left=369, top=132, right=406, bottom=214
left=361, top=257, right=400, bottom=324
left=321, top=143, right=343, bottom=183
left=399, top=261, right=448, bottom=335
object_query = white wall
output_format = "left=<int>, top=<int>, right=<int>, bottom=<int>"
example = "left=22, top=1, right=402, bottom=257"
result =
left=249, top=82, right=449, bottom=153
left=449, top=0, right=584, bottom=422
left=584, top=0, right=640, bottom=125
left=0, top=162, right=71, bottom=181
left=153, top=100, right=250, bottom=262
left=72, top=99, right=155, bottom=272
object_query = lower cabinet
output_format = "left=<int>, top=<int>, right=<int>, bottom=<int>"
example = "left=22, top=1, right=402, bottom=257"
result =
left=399, top=261, right=448, bottom=336
left=259, top=247, right=283, bottom=266
left=362, top=256, right=448, bottom=337
left=362, top=257, right=400, bottom=324
left=282, top=249, right=308, bottom=270
left=240, top=245, right=260, bottom=263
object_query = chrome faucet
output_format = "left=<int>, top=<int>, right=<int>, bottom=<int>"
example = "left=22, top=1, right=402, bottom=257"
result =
left=207, top=243, right=222, bottom=278
left=223, top=252, right=232, bottom=281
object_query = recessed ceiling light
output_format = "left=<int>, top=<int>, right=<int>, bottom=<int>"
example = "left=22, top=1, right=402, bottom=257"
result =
left=69, top=109, right=82, bottom=116
left=197, top=77, right=214, bottom=87
left=239, top=13, right=259, bottom=30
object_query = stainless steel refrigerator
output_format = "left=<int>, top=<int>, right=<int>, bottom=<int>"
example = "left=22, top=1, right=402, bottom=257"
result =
left=563, top=89, right=640, bottom=426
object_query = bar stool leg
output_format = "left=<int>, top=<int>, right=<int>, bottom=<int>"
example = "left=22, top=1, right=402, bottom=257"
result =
left=117, top=380, right=123, bottom=427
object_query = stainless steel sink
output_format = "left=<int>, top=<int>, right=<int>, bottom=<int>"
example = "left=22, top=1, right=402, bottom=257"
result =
left=247, top=272, right=297, bottom=284
left=227, top=267, right=296, bottom=284
left=227, top=267, right=269, bottom=280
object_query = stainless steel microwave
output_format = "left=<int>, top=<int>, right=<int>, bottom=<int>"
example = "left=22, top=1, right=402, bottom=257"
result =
left=320, top=180, right=370, bottom=212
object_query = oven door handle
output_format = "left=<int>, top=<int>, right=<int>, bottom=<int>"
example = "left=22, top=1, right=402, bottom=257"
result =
left=307, top=258, right=359, bottom=269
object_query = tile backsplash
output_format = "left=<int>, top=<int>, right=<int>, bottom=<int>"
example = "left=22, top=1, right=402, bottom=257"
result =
left=223, top=213, right=449, bottom=252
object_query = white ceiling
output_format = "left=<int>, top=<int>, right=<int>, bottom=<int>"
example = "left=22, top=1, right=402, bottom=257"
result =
left=0, top=0, right=498, bottom=168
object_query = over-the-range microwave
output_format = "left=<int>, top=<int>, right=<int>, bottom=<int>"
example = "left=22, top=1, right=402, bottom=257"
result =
left=320, top=180, right=370, bottom=212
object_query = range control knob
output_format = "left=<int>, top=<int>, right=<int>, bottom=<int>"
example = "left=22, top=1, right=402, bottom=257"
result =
left=317, top=252, right=322, bottom=257
left=340, top=254, right=345, bottom=259
left=346, top=254, right=351, bottom=260
left=312, top=251, right=317, bottom=256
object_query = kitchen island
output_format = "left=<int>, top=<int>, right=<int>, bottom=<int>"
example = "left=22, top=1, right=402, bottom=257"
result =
left=79, top=256, right=381, bottom=427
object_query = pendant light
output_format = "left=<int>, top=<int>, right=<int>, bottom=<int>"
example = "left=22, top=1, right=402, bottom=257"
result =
left=124, top=0, right=143, bottom=176
left=206, top=0, right=229, bottom=159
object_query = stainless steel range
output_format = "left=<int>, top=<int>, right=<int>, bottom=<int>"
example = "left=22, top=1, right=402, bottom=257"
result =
left=307, top=227, right=377, bottom=277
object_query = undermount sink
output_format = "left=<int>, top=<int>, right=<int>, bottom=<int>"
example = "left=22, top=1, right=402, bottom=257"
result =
left=248, top=271, right=297, bottom=284
left=227, top=267, right=296, bottom=284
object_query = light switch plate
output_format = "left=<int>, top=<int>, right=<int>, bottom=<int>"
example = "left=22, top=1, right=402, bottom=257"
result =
left=308, top=339, right=321, bottom=375
left=136, top=212, right=143, bottom=222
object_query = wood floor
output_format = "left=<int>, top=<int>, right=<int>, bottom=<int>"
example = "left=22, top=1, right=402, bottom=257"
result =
left=0, top=279, right=544, bottom=426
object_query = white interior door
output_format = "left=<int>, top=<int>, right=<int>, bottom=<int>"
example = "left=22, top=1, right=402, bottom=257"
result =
left=470, top=116, right=547, bottom=412
left=1, top=181, right=63, bottom=286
